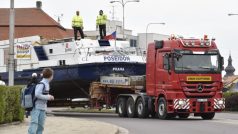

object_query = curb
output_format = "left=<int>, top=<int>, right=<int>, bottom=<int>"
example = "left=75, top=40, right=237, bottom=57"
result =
left=116, top=127, right=129, bottom=134
left=50, top=111, right=129, bottom=134
left=0, top=121, right=21, bottom=127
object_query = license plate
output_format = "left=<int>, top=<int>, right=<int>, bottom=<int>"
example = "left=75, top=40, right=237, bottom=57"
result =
left=197, top=99, right=208, bottom=102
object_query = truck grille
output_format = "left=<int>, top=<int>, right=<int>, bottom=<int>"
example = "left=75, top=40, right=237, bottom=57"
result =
left=181, top=82, right=217, bottom=98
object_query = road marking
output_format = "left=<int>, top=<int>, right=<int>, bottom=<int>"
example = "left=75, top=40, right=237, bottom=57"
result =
left=208, top=118, right=238, bottom=125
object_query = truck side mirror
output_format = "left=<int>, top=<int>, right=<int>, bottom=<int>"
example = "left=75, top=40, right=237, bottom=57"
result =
left=220, top=57, right=224, bottom=70
left=167, top=58, right=171, bottom=75
left=164, top=53, right=171, bottom=75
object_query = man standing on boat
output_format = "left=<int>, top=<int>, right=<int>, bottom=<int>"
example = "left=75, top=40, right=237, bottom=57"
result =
left=96, top=10, right=107, bottom=40
left=72, top=11, right=84, bottom=40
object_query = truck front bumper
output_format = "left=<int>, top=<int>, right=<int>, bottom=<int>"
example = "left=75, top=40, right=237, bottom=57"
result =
left=172, top=98, right=225, bottom=113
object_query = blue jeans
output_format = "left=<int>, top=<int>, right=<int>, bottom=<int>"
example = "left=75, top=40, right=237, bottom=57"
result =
left=28, top=108, right=46, bottom=134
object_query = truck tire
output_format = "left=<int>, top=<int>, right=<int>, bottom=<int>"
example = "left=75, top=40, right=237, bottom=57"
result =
left=126, top=97, right=137, bottom=118
left=178, top=113, right=190, bottom=119
left=157, top=97, right=169, bottom=119
left=201, top=112, right=215, bottom=120
left=136, top=97, right=149, bottom=118
left=117, top=97, right=127, bottom=117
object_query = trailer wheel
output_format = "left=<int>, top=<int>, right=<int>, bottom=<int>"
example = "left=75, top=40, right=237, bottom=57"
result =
left=117, top=97, right=127, bottom=117
left=178, top=113, right=190, bottom=119
left=126, top=97, right=137, bottom=118
left=201, top=112, right=215, bottom=120
left=136, top=97, right=149, bottom=118
left=157, top=97, right=169, bottom=119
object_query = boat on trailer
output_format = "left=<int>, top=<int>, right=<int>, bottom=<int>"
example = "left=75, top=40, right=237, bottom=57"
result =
left=0, top=36, right=146, bottom=103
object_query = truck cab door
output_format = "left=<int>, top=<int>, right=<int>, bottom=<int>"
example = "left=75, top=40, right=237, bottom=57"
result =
left=156, top=52, right=172, bottom=93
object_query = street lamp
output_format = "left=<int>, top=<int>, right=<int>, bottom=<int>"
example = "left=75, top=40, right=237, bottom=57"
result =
left=146, top=22, right=166, bottom=49
left=110, top=0, right=140, bottom=40
left=228, top=13, right=238, bottom=16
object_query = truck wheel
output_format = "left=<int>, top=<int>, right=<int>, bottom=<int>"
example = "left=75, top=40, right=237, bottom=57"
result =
left=201, top=112, right=215, bottom=120
left=157, top=97, right=169, bottom=119
left=117, top=97, right=127, bottom=117
left=136, top=97, right=149, bottom=118
left=178, top=113, right=190, bottom=119
left=126, top=97, right=137, bottom=118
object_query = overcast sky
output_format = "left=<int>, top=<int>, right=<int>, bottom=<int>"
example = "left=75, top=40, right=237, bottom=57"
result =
left=1, top=0, right=238, bottom=75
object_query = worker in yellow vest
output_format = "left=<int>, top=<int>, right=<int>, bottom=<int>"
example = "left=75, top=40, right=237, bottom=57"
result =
left=96, top=10, right=107, bottom=40
left=72, top=11, right=84, bottom=40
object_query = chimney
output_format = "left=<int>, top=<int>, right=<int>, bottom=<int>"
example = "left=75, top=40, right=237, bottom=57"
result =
left=36, top=1, right=42, bottom=9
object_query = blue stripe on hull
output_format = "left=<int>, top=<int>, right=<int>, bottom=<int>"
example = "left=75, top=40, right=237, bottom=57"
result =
left=0, top=62, right=145, bottom=99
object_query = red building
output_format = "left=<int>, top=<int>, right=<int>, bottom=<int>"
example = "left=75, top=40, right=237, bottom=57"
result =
left=0, top=1, right=73, bottom=41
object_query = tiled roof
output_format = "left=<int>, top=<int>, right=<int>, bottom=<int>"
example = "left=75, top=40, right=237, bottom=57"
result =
left=0, top=8, right=73, bottom=40
left=0, top=8, right=63, bottom=27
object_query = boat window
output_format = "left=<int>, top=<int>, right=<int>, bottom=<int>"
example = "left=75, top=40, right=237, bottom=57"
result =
left=98, top=40, right=110, bottom=46
left=49, top=49, right=53, bottom=54
left=59, top=60, right=66, bottom=66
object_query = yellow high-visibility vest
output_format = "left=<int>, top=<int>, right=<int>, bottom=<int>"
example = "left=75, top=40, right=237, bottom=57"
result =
left=72, top=15, right=83, bottom=27
left=96, top=14, right=107, bottom=25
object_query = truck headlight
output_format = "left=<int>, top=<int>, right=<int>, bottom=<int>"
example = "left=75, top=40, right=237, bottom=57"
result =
left=178, top=100, right=186, bottom=106
left=218, top=100, right=224, bottom=105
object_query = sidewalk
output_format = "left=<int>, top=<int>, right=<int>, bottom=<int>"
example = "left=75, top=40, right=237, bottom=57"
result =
left=0, top=116, right=119, bottom=134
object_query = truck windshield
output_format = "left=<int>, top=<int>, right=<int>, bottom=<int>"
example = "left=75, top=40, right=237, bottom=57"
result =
left=174, top=54, right=220, bottom=73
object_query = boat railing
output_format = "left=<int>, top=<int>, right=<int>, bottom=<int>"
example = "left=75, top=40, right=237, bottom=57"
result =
left=76, top=46, right=146, bottom=56
left=74, top=46, right=146, bottom=62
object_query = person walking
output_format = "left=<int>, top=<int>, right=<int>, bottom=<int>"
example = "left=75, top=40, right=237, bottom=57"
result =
left=0, top=75, right=6, bottom=86
left=28, top=68, right=54, bottom=134
left=72, top=11, right=84, bottom=40
left=96, top=10, right=107, bottom=39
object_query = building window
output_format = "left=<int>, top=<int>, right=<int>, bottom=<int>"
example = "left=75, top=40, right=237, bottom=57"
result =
left=130, top=39, right=137, bottom=47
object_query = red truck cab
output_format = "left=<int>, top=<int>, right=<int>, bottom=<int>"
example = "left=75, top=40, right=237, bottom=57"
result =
left=146, top=37, right=225, bottom=119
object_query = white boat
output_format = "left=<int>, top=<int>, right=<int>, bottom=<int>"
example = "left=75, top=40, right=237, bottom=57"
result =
left=0, top=36, right=146, bottom=99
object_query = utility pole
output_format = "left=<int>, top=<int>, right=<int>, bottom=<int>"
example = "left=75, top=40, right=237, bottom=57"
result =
left=112, top=5, right=115, bottom=20
left=8, top=0, right=15, bottom=86
left=145, top=22, right=165, bottom=49
left=110, top=0, right=139, bottom=40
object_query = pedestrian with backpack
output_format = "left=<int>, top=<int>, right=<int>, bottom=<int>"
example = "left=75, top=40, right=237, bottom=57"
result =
left=28, top=68, right=54, bottom=134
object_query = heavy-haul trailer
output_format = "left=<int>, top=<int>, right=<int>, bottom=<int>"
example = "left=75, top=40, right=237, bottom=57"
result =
left=90, top=36, right=225, bottom=120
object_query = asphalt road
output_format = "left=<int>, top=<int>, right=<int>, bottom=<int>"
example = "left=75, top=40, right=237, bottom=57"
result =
left=52, top=112, right=238, bottom=134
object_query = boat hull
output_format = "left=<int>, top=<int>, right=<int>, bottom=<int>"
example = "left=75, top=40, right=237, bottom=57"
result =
left=1, top=62, right=146, bottom=99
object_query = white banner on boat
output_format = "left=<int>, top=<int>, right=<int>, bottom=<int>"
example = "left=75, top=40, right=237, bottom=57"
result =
left=100, top=76, right=130, bottom=86
left=15, top=42, right=32, bottom=59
